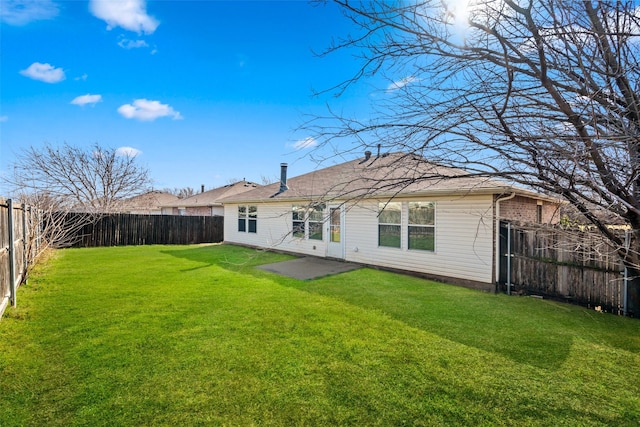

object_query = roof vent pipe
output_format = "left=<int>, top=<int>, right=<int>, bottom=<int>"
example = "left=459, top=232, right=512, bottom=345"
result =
left=364, top=150, right=372, bottom=161
left=377, top=143, right=381, bottom=158
left=279, top=163, right=289, bottom=193
left=201, top=184, right=205, bottom=193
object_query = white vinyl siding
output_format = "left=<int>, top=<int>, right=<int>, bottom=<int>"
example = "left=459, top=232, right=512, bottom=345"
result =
left=225, top=202, right=328, bottom=257
left=345, top=196, right=494, bottom=284
left=225, top=195, right=495, bottom=284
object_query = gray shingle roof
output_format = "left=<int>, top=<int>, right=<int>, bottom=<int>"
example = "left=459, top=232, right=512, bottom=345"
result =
left=220, top=152, right=551, bottom=203
left=119, top=191, right=180, bottom=211
left=165, top=180, right=259, bottom=207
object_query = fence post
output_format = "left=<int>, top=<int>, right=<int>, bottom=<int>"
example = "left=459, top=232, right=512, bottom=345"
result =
left=507, top=222, right=512, bottom=296
left=623, top=230, right=630, bottom=316
left=36, top=208, right=43, bottom=255
left=22, top=203, right=28, bottom=283
left=7, top=199, right=16, bottom=307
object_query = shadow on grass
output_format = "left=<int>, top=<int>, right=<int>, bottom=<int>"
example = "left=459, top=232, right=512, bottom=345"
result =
left=160, top=245, right=639, bottom=371
left=160, top=244, right=294, bottom=273
left=293, top=268, right=640, bottom=370
left=283, top=269, right=581, bottom=370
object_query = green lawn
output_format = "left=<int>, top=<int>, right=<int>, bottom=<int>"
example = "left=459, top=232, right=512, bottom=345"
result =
left=1, top=244, right=639, bottom=426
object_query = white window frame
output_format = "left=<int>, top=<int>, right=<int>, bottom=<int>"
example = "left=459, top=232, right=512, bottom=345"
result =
left=378, top=201, right=402, bottom=248
left=238, top=205, right=257, bottom=233
left=291, top=204, right=325, bottom=240
left=408, top=201, right=436, bottom=252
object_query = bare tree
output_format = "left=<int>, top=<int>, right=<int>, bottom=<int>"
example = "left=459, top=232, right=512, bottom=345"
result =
left=164, top=187, right=196, bottom=199
left=8, top=142, right=151, bottom=213
left=309, top=1, right=640, bottom=274
left=5, top=142, right=151, bottom=251
left=260, top=174, right=279, bottom=185
left=15, top=191, right=90, bottom=258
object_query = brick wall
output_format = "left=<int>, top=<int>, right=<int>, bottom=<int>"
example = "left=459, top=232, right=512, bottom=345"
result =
left=185, top=206, right=212, bottom=216
left=163, top=206, right=223, bottom=216
left=499, top=195, right=560, bottom=224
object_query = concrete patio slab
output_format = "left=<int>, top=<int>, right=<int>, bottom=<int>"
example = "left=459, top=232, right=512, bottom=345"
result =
left=256, top=256, right=361, bottom=280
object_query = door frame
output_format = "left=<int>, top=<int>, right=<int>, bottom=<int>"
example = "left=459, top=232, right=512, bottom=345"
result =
left=326, top=204, right=345, bottom=259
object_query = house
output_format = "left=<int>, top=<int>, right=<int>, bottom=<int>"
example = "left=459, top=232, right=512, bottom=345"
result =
left=220, top=152, right=561, bottom=289
left=162, top=180, right=259, bottom=216
left=119, top=191, right=181, bottom=215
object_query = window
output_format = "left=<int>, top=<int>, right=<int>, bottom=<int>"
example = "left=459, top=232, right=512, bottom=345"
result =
left=248, top=205, right=257, bottom=233
left=238, top=206, right=246, bottom=232
left=292, top=206, right=306, bottom=238
left=309, top=205, right=324, bottom=240
left=238, top=205, right=257, bottom=233
left=291, top=204, right=324, bottom=240
left=408, top=201, right=435, bottom=251
left=330, top=207, right=341, bottom=242
left=536, top=204, right=543, bottom=223
left=378, top=202, right=401, bottom=248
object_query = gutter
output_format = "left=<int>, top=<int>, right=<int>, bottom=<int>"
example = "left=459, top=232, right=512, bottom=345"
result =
left=495, top=191, right=516, bottom=220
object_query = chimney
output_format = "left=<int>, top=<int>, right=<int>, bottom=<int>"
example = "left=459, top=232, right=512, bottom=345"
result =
left=201, top=184, right=205, bottom=193
left=279, top=163, right=289, bottom=193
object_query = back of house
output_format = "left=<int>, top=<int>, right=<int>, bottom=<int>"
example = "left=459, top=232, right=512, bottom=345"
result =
left=221, top=153, right=560, bottom=289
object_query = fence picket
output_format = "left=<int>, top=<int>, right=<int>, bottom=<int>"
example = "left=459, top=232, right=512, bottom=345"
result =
left=1, top=199, right=41, bottom=318
left=65, top=213, right=223, bottom=247
left=501, top=223, right=634, bottom=316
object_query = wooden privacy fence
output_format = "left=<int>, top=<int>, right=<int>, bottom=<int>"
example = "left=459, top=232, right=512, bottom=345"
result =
left=499, top=222, right=637, bottom=316
left=0, top=199, right=41, bottom=318
left=67, top=213, right=224, bottom=247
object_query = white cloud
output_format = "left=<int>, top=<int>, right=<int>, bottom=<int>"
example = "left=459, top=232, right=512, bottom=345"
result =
left=292, top=137, right=318, bottom=150
left=117, top=99, right=183, bottom=121
left=118, top=38, right=149, bottom=49
left=0, top=0, right=59, bottom=26
left=75, top=73, right=88, bottom=81
left=116, top=146, right=142, bottom=157
left=0, top=116, right=8, bottom=122
left=20, top=62, right=65, bottom=83
left=386, top=76, right=418, bottom=92
left=71, top=94, right=102, bottom=106
left=89, top=0, right=159, bottom=34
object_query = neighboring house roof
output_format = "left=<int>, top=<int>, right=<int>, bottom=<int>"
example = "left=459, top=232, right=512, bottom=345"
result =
left=165, top=180, right=260, bottom=208
left=119, top=191, right=181, bottom=212
left=221, top=152, right=559, bottom=204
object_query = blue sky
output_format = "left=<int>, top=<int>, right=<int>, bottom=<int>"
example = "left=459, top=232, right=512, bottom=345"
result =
left=0, top=0, right=382, bottom=194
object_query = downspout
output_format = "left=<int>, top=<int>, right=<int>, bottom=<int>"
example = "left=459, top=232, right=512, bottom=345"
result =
left=495, top=192, right=516, bottom=294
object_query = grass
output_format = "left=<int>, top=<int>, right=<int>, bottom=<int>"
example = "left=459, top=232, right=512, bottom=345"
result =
left=1, top=244, right=639, bottom=426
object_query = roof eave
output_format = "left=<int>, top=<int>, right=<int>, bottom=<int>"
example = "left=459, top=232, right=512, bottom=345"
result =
left=221, top=186, right=563, bottom=204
